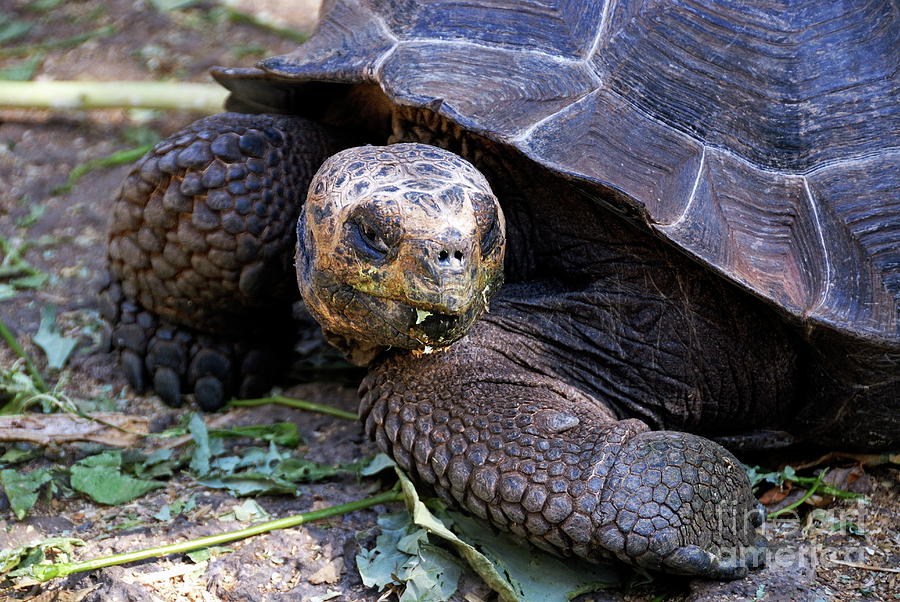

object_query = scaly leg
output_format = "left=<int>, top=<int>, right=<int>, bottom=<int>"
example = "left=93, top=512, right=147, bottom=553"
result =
left=102, top=112, right=344, bottom=409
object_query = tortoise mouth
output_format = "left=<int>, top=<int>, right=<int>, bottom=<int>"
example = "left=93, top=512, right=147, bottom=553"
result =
left=409, top=309, right=462, bottom=343
left=355, top=289, right=479, bottom=349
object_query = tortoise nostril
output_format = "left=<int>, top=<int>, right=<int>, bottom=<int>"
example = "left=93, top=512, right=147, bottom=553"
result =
left=437, top=248, right=466, bottom=266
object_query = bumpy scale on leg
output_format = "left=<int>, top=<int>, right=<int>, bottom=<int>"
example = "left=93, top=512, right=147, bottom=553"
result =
left=102, top=113, right=342, bottom=409
left=359, top=319, right=765, bottom=579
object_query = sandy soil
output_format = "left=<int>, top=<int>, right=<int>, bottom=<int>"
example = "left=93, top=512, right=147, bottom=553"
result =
left=0, top=1, right=897, bottom=600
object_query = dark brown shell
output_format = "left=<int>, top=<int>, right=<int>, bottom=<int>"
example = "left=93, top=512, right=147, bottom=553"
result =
left=214, top=0, right=899, bottom=346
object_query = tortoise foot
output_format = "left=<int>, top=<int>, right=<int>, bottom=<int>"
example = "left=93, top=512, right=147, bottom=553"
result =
left=593, top=430, right=766, bottom=578
left=101, top=279, right=287, bottom=409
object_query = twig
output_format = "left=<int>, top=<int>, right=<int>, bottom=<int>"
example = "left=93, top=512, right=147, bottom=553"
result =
left=0, top=81, right=226, bottom=113
left=228, top=395, right=358, bottom=421
left=18, top=488, right=403, bottom=582
left=792, top=451, right=900, bottom=470
left=827, top=559, right=900, bottom=573
left=0, top=315, right=48, bottom=393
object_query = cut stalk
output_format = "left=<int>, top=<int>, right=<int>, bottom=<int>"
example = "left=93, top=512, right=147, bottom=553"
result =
left=0, top=81, right=227, bottom=113
left=21, top=488, right=402, bottom=582
left=229, top=395, right=358, bottom=421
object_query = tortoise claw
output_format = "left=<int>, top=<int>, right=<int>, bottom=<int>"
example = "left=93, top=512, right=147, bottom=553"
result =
left=153, top=367, right=182, bottom=408
left=103, top=275, right=286, bottom=410
left=195, top=375, right=226, bottom=411
left=120, top=350, right=146, bottom=393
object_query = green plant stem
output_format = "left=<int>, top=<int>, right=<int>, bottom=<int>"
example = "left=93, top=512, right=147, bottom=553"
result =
left=0, top=81, right=227, bottom=113
left=788, top=475, right=861, bottom=499
left=768, top=469, right=828, bottom=519
left=0, top=315, right=48, bottom=393
left=0, top=25, right=115, bottom=59
left=24, top=488, right=403, bottom=581
left=228, top=395, right=358, bottom=421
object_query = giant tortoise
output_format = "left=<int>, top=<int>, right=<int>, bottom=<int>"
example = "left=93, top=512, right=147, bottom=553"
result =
left=102, top=0, right=899, bottom=579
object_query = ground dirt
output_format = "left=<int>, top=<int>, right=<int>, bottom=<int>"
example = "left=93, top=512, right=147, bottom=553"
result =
left=0, top=1, right=897, bottom=601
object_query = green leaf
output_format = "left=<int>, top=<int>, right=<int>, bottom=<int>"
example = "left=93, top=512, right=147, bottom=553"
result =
left=198, top=472, right=298, bottom=497
left=361, top=453, right=396, bottom=476
left=355, top=512, right=462, bottom=601
left=0, top=53, right=42, bottom=81
left=188, top=413, right=211, bottom=476
left=448, top=511, right=620, bottom=601
left=0, top=446, right=39, bottom=465
left=27, top=0, right=65, bottom=12
left=154, top=503, right=172, bottom=521
left=356, top=513, right=416, bottom=589
left=1, top=537, right=83, bottom=576
left=10, top=272, right=48, bottom=289
left=0, top=365, right=43, bottom=414
left=15, top=203, right=44, bottom=227
left=0, top=467, right=52, bottom=519
left=274, top=457, right=355, bottom=482
left=33, top=305, right=78, bottom=370
left=395, top=468, right=520, bottom=601
left=400, top=544, right=462, bottom=602
left=119, top=125, right=160, bottom=147
left=70, top=451, right=164, bottom=505
left=136, top=447, right=180, bottom=479
left=209, top=422, right=302, bottom=447
left=186, top=545, right=232, bottom=563
left=55, top=144, right=154, bottom=194
left=149, top=0, right=200, bottom=11
left=0, top=15, right=32, bottom=44
left=218, top=498, right=269, bottom=522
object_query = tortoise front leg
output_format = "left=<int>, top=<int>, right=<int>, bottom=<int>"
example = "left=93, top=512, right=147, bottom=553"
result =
left=103, top=112, right=344, bottom=409
left=359, top=320, right=766, bottom=579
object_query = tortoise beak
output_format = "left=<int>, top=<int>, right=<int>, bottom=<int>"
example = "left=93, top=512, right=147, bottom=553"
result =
left=398, top=238, right=481, bottom=315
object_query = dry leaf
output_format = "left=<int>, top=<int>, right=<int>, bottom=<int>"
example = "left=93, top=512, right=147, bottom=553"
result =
left=308, top=557, right=342, bottom=584
left=0, top=412, right=148, bottom=447
left=759, top=483, right=792, bottom=505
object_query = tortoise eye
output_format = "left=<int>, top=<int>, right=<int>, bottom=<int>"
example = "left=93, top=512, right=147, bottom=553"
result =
left=471, top=192, right=501, bottom=257
left=478, top=208, right=500, bottom=257
left=353, top=219, right=390, bottom=259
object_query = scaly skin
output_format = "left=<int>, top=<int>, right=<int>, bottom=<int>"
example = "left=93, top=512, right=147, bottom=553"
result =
left=102, top=113, right=343, bottom=408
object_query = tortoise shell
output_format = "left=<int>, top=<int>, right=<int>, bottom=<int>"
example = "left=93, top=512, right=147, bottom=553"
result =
left=214, top=0, right=899, bottom=346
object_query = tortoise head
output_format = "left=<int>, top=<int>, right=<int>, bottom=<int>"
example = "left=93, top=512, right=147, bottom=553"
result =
left=296, top=143, right=505, bottom=364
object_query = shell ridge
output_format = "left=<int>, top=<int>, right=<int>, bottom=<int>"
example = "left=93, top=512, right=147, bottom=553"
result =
left=801, top=176, right=833, bottom=318
left=581, top=0, right=617, bottom=61
left=657, top=147, right=707, bottom=229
